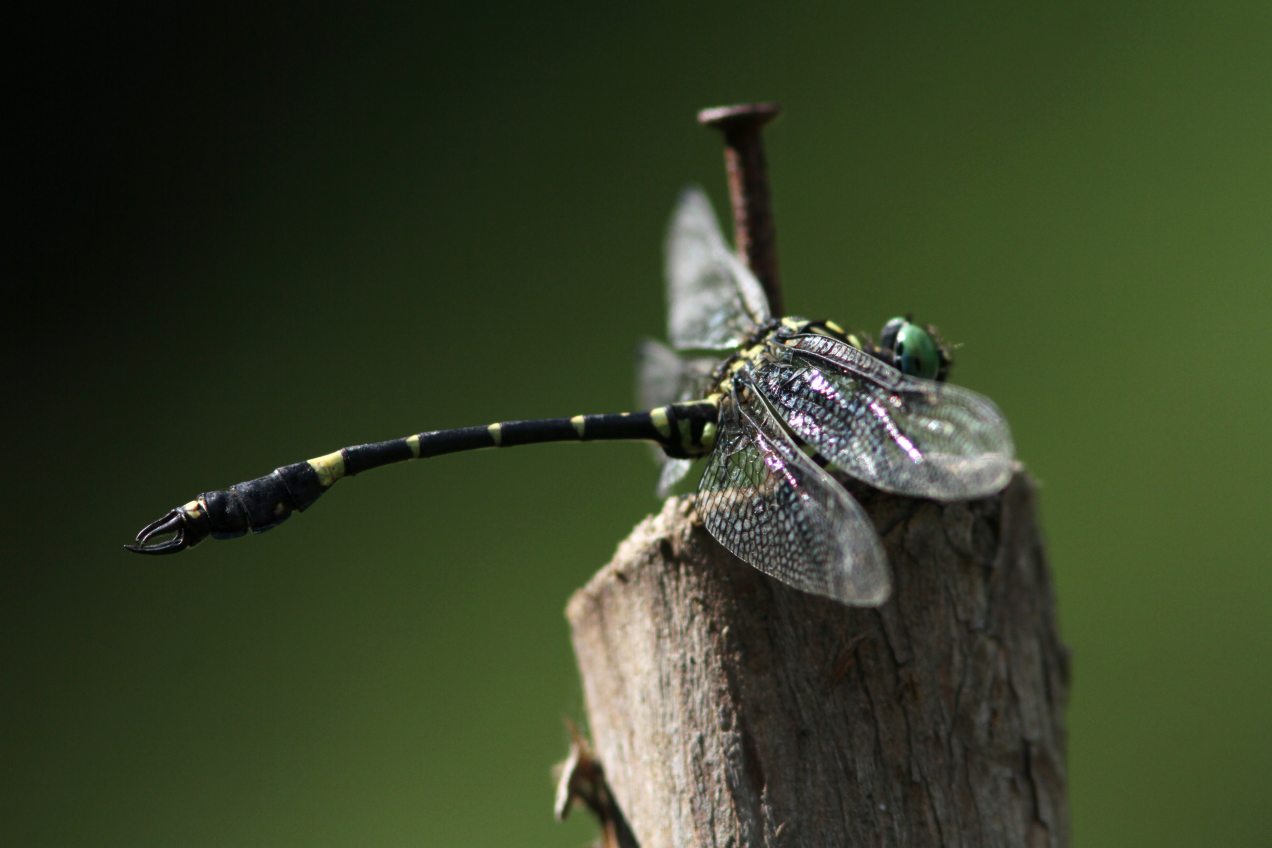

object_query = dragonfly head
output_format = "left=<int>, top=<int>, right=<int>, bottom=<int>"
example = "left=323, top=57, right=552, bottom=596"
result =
left=879, top=317, right=950, bottom=382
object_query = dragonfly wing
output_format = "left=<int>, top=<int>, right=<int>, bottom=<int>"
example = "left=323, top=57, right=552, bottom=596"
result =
left=634, top=338, right=717, bottom=410
left=760, top=334, right=1015, bottom=500
left=664, top=186, right=771, bottom=350
left=656, top=457, right=694, bottom=498
left=696, top=385, right=890, bottom=606
left=635, top=338, right=715, bottom=497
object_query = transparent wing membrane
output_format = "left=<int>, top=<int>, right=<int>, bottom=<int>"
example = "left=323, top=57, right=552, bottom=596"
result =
left=758, top=334, right=1014, bottom=500
left=635, top=338, right=717, bottom=410
left=649, top=189, right=1012, bottom=606
left=664, top=186, right=771, bottom=350
left=696, top=386, right=890, bottom=606
left=634, top=338, right=715, bottom=496
left=656, top=457, right=694, bottom=498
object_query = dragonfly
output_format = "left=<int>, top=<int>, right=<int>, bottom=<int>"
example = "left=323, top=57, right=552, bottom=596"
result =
left=127, top=187, right=1014, bottom=606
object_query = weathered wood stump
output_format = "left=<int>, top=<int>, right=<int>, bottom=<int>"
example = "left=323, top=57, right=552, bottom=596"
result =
left=566, top=473, right=1068, bottom=847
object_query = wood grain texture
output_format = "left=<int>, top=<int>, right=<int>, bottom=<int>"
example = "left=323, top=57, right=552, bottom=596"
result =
left=566, top=473, right=1068, bottom=847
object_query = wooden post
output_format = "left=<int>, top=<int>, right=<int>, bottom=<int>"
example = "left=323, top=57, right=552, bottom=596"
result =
left=565, top=473, right=1069, bottom=847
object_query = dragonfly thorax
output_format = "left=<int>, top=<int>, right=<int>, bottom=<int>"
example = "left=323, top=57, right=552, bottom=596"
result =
left=706, top=316, right=866, bottom=398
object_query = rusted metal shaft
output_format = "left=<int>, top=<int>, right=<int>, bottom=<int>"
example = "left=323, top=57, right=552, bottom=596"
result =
left=698, top=102, right=783, bottom=315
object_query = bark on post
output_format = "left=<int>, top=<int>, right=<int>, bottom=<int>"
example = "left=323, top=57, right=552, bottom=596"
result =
left=565, top=472, right=1069, bottom=847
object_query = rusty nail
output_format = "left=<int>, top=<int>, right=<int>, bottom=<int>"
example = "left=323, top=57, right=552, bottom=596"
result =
left=697, top=102, right=783, bottom=315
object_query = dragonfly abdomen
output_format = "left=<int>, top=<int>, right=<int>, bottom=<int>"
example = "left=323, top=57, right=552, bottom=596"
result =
left=416, top=403, right=718, bottom=457
left=200, top=461, right=327, bottom=539
left=127, top=401, right=720, bottom=555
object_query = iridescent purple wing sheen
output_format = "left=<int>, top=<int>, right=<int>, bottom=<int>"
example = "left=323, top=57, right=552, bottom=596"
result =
left=756, top=334, right=1014, bottom=500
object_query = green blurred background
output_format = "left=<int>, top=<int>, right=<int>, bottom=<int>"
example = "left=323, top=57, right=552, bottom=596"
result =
left=7, top=3, right=1270, bottom=845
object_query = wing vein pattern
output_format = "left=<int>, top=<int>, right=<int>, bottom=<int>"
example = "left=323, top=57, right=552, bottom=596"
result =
left=664, top=186, right=771, bottom=350
left=756, top=334, right=1014, bottom=499
left=695, top=383, right=889, bottom=606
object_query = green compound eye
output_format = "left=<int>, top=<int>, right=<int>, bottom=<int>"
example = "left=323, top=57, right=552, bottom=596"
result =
left=880, top=317, right=942, bottom=380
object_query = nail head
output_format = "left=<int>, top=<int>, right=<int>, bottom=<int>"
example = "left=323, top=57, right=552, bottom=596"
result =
left=697, top=102, right=782, bottom=131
